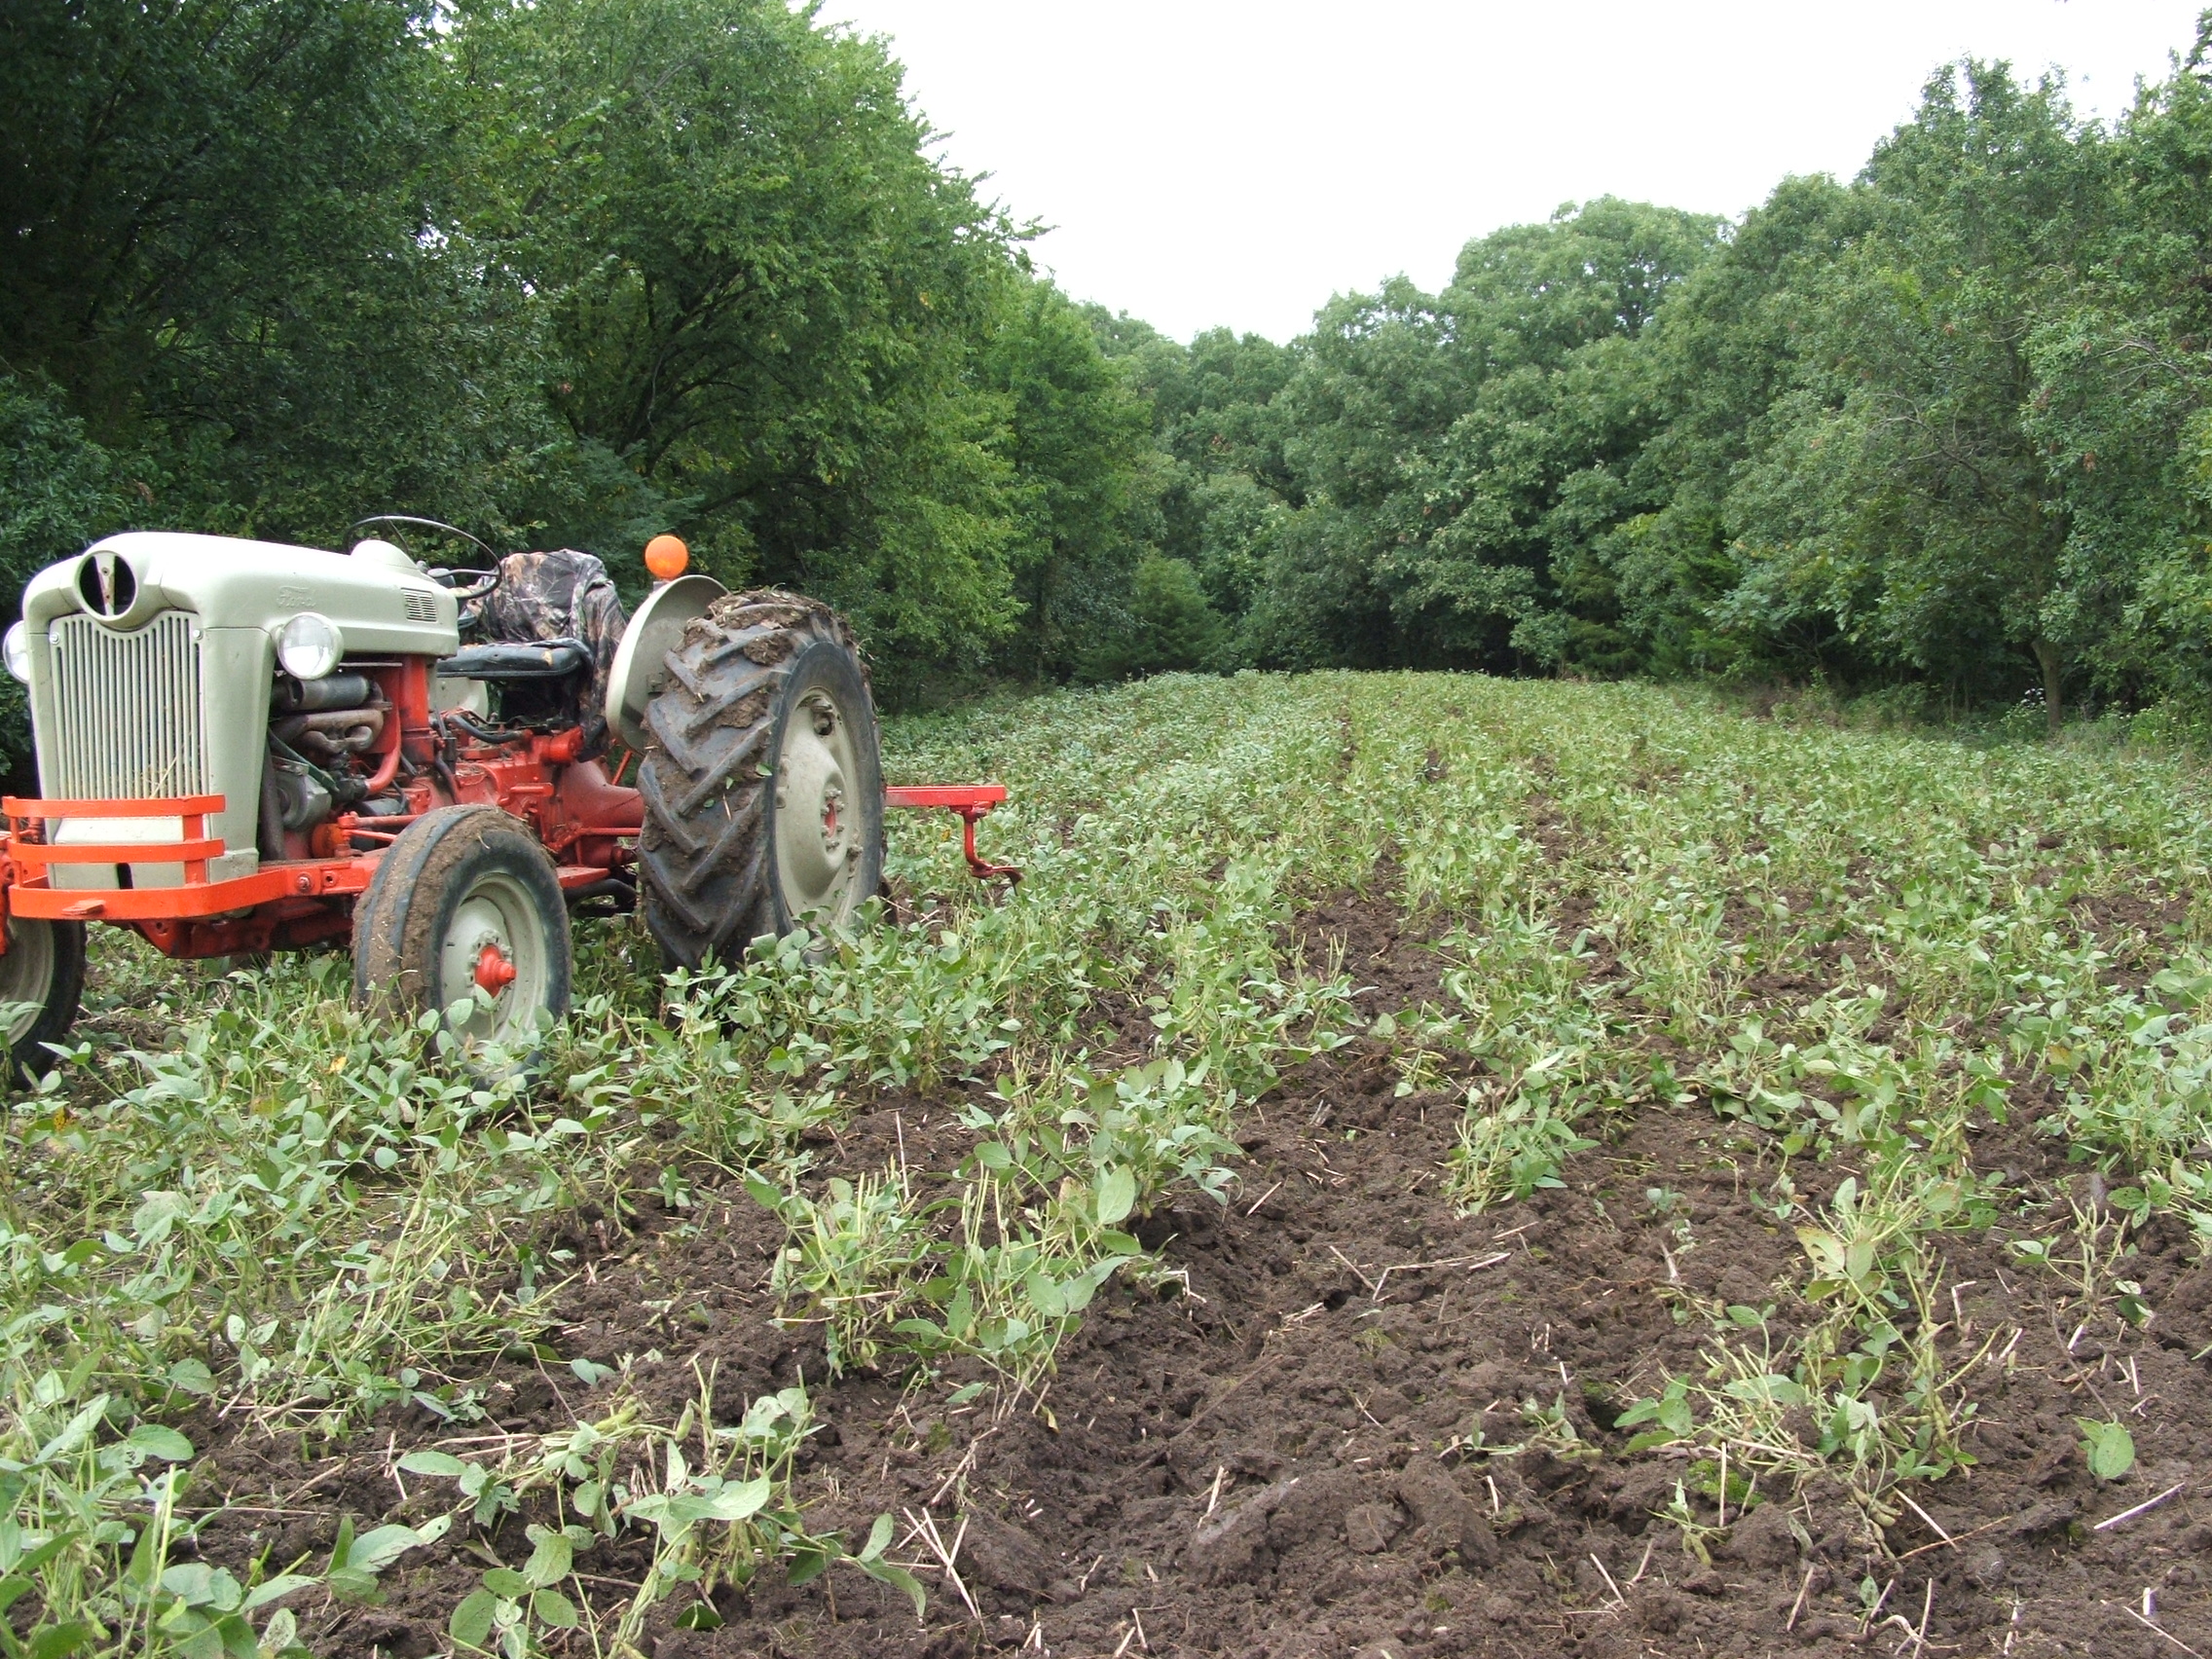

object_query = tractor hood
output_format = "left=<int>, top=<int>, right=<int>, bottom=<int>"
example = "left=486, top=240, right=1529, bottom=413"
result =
left=22, top=532, right=460, bottom=655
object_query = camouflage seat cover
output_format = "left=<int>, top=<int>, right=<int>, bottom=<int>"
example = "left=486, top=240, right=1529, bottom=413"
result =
left=474, top=550, right=627, bottom=755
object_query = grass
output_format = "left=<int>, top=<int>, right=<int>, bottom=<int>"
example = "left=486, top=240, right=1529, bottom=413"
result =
left=2, top=669, right=2209, bottom=1653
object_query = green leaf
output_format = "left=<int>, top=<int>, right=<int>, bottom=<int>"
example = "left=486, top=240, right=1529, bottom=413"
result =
left=860, top=1513, right=895, bottom=1562
left=1023, top=1270, right=1066, bottom=1318
left=33, top=1396, right=108, bottom=1466
left=212, top=1610, right=257, bottom=1659
left=673, top=1603, right=724, bottom=1631
left=240, top=1575, right=317, bottom=1612
left=1094, top=1164, right=1136, bottom=1227
left=344, top=1525, right=427, bottom=1575
left=160, top=1564, right=222, bottom=1607
left=28, top=1623, right=90, bottom=1659
left=260, top=1607, right=300, bottom=1655
left=696, top=1477, right=772, bottom=1523
left=397, top=1450, right=469, bottom=1477
left=569, top=1357, right=616, bottom=1386
left=166, top=1360, right=215, bottom=1396
left=2078, top=1419, right=2136, bottom=1481
left=856, top=1553, right=928, bottom=1618
left=449, top=1589, right=498, bottom=1648
left=129, top=1424, right=194, bottom=1462
left=1723, top=1374, right=1808, bottom=1407
left=530, top=1589, right=578, bottom=1629
left=481, top=1568, right=531, bottom=1598
left=522, top=1532, right=571, bottom=1589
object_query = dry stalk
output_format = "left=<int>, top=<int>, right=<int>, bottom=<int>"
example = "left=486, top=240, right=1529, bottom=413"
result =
left=2095, top=1481, right=2188, bottom=1532
left=1786, top=1563, right=1815, bottom=1632
left=2121, top=1602, right=2206, bottom=1658
left=1898, top=1492, right=1953, bottom=1548
left=903, top=1507, right=980, bottom=1622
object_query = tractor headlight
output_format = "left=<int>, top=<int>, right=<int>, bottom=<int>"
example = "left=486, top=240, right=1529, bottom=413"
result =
left=2, top=623, right=27, bottom=685
left=276, top=612, right=345, bottom=680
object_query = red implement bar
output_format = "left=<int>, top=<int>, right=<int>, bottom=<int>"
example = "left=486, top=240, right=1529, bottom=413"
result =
left=883, top=783, right=1019, bottom=884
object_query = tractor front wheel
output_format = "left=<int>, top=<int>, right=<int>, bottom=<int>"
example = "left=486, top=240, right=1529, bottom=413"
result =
left=637, top=590, right=885, bottom=968
left=0, top=917, right=84, bottom=1080
left=352, top=805, right=572, bottom=1062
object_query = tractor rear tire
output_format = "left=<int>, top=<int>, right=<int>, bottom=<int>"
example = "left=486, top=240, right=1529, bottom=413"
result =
left=0, top=918, right=84, bottom=1081
left=352, top=805, right=572, bottom=1062
left=637, top=590, right=885, bottom=969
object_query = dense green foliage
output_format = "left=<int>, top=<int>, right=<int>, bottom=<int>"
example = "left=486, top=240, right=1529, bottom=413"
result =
left=0, top=0, right=1155, bottom=701
left=13, top=3, right=2212, bottom=719
left=1093, top=18, right=2212, bottom=723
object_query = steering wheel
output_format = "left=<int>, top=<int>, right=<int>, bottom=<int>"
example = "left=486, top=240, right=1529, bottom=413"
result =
left=350, top=515, right=506, bottom=603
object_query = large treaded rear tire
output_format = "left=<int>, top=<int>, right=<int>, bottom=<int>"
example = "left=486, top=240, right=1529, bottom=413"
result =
left=637, top=590, right=885, bottom=969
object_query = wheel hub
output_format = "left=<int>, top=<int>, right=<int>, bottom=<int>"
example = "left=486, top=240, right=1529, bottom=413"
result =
left=474, top=942, right=517, bottom=995
left=774, top=690, right=864, bottom=924
left=438, top=876, right=546, bottom=1047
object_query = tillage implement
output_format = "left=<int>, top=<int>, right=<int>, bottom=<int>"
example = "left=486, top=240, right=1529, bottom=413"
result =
left=0, top=525, right=1015, bottom=1074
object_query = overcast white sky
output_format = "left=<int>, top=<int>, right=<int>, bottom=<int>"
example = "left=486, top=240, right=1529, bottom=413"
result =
left=821, top=1, right=2207, bottom=343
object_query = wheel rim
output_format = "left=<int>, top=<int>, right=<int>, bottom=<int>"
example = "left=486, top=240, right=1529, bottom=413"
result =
left=773, top=686, right=865, bottom=927
left=435, top=871, right=549, bottom=1048
left=0, top=922, right=55, bottom=1046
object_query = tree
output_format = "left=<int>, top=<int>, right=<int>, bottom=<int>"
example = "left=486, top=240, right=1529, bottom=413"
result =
left=1076, top=554, right=1228, bottom=681
left=451, top=0, right=1026, bottom=668
left=985, top=280, right=1159, bottom=681
left=1566, top=174, right=1870, bottom=679
left=0, top=0, right=546, bottom=542
left=1726, top=63, right=2113, bottom=727
left=1273, top=202, right=1720, bottom=670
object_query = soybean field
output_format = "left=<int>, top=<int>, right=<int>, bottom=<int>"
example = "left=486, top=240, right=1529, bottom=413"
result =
left=8, top=673, right=2212, bottom=1659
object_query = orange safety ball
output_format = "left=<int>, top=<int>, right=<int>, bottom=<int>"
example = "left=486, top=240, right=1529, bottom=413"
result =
left=644, top=534, right=689, bottom=581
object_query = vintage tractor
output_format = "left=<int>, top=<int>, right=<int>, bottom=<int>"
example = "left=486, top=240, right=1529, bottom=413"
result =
left=0, top=524, right=1015, bottom=1075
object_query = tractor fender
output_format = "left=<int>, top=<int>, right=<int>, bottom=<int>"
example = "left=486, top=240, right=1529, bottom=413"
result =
left=605, top=572, right=724, bottom=755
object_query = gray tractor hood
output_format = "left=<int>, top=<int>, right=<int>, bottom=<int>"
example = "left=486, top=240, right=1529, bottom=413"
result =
left=23, top=531, right=460, bottom=651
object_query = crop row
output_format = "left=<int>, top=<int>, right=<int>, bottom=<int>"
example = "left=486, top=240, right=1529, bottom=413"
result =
left=2, top=674, right=2207, bottom=1653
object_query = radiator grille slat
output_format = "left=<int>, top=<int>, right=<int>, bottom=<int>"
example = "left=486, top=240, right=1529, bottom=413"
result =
left=46, top=612, right=208, bottom=800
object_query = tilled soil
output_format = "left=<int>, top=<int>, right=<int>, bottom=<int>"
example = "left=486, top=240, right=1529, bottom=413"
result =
left=194, top=893, right=2212, bottom=1659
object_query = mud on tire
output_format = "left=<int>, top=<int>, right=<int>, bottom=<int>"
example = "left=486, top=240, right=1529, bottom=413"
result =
left=637, top=589, right=885, bottom=969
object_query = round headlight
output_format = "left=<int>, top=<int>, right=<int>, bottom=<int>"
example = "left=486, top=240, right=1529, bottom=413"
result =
left=3, top=623, right=28, bottom=685
left=276, top=612, right=345, bottom=680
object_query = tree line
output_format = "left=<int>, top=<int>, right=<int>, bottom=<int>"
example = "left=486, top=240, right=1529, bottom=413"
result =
left=1104, top=17, right=2212, bottom=729
left=10, top=1, right=2212, bottom=728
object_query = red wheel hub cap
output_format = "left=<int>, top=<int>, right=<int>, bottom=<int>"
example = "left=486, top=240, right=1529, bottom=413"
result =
left=474, top=943, right=518, bottom=995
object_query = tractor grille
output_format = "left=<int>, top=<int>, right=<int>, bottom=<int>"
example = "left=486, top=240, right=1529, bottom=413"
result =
left=402, top=588, right=439, bottom=623
left=44, top=610, right=209, bottom=800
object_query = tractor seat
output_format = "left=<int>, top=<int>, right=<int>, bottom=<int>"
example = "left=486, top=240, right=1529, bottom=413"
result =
left=464, top=550, right=627, bottom=755
left=436, top=638, right=591, bottom=681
